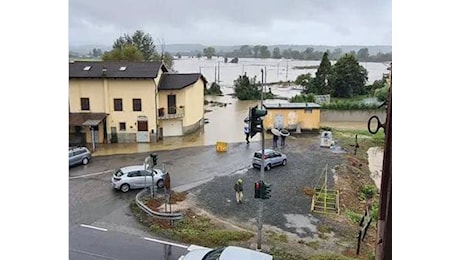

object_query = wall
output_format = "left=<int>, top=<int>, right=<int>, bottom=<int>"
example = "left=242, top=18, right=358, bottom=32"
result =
left=184, top=79, right=205, bottom=128
left=69, top=79, right=104, bottom=112
left=264, top=108, right=321, bottom=130
left=105, top=79, right=157, bottom=137
left=320, top=110, right=386, bottom=122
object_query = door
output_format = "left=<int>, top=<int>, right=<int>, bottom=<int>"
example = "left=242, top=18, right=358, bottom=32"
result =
left=162, top=120, right=183, bottom=136
left=128, top=170, right=144, bottom=188
left=167, top=95, right=176, bottom=115
left=274, top=115, right=284, bottom=129
left=136, top=119, right=149, bottom=142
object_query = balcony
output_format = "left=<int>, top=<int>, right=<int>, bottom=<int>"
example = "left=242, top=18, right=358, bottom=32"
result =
left=158, top=106, right=185, bottom=120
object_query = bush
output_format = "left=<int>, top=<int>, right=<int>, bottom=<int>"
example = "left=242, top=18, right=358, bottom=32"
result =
left=360, top=185, right=377, bottom=200
left=321, top=100, right=381, bottom=110
left=374, top=86, right=389, bottom=102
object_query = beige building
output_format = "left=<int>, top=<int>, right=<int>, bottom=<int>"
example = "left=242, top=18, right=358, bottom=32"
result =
left=263, top=102, right=321, bottom=131
left=69, top=61, right=207, bottom=145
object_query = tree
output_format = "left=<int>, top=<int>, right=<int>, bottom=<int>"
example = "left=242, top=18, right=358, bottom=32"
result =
left=113, top=30, right=156, bottom=61
left=313, top=52, right=333, bottom=94
left=253, top=45, right=261, bottom=58
left=234, top=75, right=261, bottom=100
left=102, top=45, right=144, bottom=61
left=332, top=48, right=342, bottom=60
left=295, top=73, right=313, bottom=92
left=203, top=47, right=216, bottom=59
left=272, top=47, right=281, bottom=59
left=260, top=45, right=271, bottom=58
left=357, top=48, right=370, bottom=61
left=107, top=30, right=174, bottom=68
left=328, top=54, right=368, bottom=98
left=205, top=82, right=223, bottom=95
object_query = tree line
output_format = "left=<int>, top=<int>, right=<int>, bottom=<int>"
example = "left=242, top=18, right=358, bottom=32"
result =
left=196, top=45, right=391, bottom=62
left=233, top=51, right=390, bottom=101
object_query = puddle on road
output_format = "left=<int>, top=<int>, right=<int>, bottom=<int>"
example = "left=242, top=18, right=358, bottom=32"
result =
left=284, top=213, right=319, bottom=235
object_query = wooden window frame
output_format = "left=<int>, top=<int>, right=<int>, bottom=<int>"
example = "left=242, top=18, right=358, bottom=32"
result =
left=133, top=98, right=142, bottom=111
left=114, top=98, right=123, bottom=111
left=80, top=98, right=90, bottom=111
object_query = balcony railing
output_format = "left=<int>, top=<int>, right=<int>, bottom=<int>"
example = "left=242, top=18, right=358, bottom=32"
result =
left=158, top=106, right=185, bottom=119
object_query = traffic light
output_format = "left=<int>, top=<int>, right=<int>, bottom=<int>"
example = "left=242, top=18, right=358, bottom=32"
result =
left=150, top=153, right=158, bottom=166
left=261, top=181, right=272, bottom=200
left=248, top=105, right=267, bottom=138
left=254, top=181, right=262, bottom=199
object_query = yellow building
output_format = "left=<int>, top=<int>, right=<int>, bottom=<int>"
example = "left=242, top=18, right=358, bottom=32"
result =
left=69, top=61, right=207, bottom=145
left=263, top=102, right=321, bottom=131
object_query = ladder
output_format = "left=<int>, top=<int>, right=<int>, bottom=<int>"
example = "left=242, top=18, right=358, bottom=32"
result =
left=311, top=164, right=340, bottom=214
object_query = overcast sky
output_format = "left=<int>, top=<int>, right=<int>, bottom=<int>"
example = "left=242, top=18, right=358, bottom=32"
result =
left=69, top=0, right=392, bottom=47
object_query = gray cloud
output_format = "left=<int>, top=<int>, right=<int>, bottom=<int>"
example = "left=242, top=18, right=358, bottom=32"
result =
left=69, top=0, right=392, bottom=46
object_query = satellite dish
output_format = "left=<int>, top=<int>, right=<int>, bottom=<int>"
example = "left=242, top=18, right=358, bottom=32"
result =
left=271, top=128, right=281, bottom=136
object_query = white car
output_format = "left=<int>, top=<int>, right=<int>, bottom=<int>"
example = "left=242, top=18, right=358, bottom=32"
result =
left=111, top=165, right=166, bottom=193
left=179, top=245, right=273, bottom=260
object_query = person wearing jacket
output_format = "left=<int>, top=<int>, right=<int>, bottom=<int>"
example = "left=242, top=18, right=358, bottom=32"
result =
left=234, top=179, right=244, bottom=203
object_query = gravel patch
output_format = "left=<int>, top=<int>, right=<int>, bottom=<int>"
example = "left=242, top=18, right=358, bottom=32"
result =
left=189, top=136, right=346, bottom=239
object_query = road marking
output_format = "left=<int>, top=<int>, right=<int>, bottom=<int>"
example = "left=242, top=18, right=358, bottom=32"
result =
left=70, top=249, right=121, bottom=260
left=80, top=224, right=108, bottom=232
left=144, top=237, right=188, bottom=248
left=70, top=170, right=113, bottom=180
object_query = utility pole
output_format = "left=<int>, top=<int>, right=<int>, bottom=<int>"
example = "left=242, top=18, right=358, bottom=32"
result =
left=257, top=68, right=266, bottom=250
left=375, top=63, right=392, bottom=260
left=285, top=61, right=289, bottom=81
left=218, top=61, right=221, bottom=83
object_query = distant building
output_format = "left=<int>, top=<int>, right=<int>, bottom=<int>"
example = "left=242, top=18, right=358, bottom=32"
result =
left=263, top=102, right=321, bottom=132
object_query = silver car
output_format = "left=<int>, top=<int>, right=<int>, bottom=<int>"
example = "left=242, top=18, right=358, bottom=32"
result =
left=111, top=165, right=166, bottom=193
left=252, top=149, right=287, bottom=171
left=69, top=147, right=91, bottom=167
left=179, top=245, right=273, bottom=260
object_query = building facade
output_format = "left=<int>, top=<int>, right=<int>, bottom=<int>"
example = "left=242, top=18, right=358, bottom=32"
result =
left=263, top=102, right=321, bottom=131
left=69, top=61, right=207, bottom=145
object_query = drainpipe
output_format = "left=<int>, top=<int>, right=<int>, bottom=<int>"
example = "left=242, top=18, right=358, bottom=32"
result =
left=154, top=79, right=159, bottom=142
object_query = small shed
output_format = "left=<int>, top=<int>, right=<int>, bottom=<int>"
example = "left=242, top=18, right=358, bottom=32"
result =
left=263, top=102, right=321, bottom=132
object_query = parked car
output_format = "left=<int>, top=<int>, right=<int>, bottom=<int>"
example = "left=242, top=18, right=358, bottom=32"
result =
left=69, top=146, right=91, bottom=167
left=252, top=149, right=287, bottom=171
left=179, top=245, right=273, bottom=260
left=111, top=165, right=166, bottom=193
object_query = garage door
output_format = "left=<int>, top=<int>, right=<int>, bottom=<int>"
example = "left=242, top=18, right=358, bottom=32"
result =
left=162, top=120, right=183, bottom=137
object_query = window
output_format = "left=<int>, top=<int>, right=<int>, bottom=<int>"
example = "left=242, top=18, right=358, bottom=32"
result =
left=114, top=98, right=123, bottom=111
left=83, top=66, right=91, bottom=71
left=81, top=98, right=90, bottom=110
left=133, top=99, right=142, bottom=111
left=119, top=66, right=127, bottom=71
left=119, top=122, right=126, bottom=131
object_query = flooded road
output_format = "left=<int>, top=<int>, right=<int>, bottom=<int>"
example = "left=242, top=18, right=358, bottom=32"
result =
left=93, top=58, right=387, bottom=156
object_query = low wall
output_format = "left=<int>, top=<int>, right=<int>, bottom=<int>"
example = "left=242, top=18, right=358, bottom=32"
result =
left=321, top=110, right=386, bottom=122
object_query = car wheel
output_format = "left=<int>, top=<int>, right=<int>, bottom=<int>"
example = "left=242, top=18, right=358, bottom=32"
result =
left=120, top=184, right=130, bottom=193
left=82, top=158, right=89, bottom=165
left=265, top=164, right=271, bottom=171
left=157, top=179, right=165, bottom=189
left=282, top=159, right=287, bottom=166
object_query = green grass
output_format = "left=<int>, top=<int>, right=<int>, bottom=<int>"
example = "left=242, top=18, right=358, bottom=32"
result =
left=170, top=213, right=254, bottom=247
left=267, top=230, right=289, bottom=243
left=345, top=210, right=363, bottom=224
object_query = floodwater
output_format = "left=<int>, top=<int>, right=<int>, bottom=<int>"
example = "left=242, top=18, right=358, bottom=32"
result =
left=367, top=147, right=384, bottom=191
left=93, top=58, right=388, bottom=156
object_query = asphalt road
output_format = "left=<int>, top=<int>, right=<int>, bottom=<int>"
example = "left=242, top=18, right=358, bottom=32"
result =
left=69, top=134, right=348, bottom=256
left=70, top=224, right=188, bottom=260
